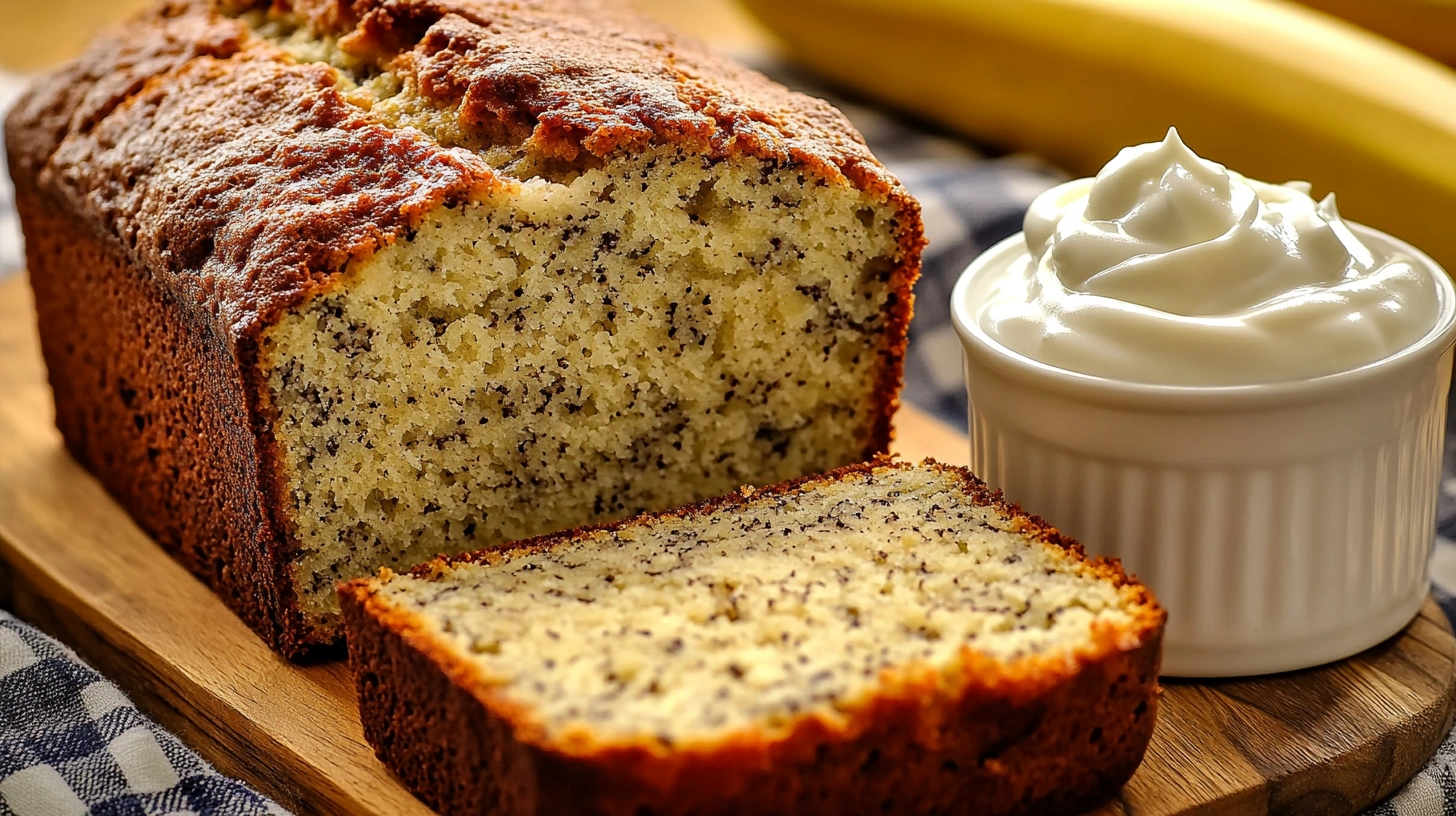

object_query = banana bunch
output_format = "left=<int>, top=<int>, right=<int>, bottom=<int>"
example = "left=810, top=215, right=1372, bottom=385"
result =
left=738, top=0, right=1456, bottom=274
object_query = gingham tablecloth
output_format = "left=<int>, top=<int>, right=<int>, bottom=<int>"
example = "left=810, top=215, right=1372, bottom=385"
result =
left=4, top=61, right=1456, bottom=815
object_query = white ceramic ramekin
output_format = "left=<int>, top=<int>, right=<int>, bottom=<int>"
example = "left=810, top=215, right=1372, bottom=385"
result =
left=951, top=225, right=1456, bottom=677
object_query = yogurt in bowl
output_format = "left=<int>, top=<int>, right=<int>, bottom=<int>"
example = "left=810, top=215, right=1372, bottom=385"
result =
left=950, top=129, right=1456, bottom=677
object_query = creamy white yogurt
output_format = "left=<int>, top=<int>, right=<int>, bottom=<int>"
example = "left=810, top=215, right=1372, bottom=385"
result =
left=975, top=129, right=1443, bottom=385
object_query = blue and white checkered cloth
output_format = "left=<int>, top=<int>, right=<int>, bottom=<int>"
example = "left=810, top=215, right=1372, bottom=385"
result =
left=0, top=613, right=288, bottom=816
left=5, top=59, right=1456, bottom=814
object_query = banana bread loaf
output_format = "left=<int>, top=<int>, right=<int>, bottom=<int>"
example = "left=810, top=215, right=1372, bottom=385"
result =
left=4, top=0, right=924, bottom=657
left=340, top=460, right=1165, bottom=816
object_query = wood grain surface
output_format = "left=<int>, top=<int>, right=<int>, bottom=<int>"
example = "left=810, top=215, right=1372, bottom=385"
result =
left=1, top=273, right=1453, bottom=816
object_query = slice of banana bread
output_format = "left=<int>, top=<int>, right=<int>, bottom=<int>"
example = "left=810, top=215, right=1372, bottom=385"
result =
left=5, top=0, right=923, bottom=657
left=340, top=460, right=1164, bottom=816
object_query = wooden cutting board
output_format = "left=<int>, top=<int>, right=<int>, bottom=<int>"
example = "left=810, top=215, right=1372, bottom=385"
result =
left=0, top=274, right=1452, bottom=816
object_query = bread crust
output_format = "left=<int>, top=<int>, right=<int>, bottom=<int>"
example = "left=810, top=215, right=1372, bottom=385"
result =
left=340, top=458, right=1165, bottom=816
left=5, top=0, right=924, bottom=657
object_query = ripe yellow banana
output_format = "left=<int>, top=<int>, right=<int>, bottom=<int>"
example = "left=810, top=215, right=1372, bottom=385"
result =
left=738, top=0, right=1456, bottom=274
left=1293, top=0, right=1456, bottom=67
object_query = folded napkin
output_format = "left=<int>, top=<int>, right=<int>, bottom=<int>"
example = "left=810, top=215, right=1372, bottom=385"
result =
left=3, top=62, right=1456, bottom=816
left=0, top=610, right=288, bottom=816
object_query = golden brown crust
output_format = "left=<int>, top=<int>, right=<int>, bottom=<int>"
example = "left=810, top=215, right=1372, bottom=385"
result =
left=340, top=459, right=1165, bottom=815
left=13, top=179, right=307, bottom=651
left=286, top=0, right=913, bottom=178
left=6, top=0, right=923, bottom=657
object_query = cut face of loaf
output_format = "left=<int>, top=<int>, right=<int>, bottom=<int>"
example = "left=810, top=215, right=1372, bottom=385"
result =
left=265, top=146, right=903, bottom=629
left=340, top=460, right=1165, bottom=816
left=6, top=0, right=922, bottom=656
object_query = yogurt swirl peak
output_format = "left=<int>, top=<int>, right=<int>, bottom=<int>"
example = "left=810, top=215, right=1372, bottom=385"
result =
left=979, top=128, right=1441, bottom=385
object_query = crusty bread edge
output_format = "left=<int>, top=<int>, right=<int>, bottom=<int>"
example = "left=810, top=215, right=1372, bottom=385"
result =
left=339, top=457, right=1165, bottom=815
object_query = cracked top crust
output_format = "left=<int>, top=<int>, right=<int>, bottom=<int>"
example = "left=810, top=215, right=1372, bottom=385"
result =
left=5, top=0, right=921, bottom=351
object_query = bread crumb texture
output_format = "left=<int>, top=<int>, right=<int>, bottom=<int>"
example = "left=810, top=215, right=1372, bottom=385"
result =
left=374, top=465, right=1141, bottom=746
left=251, top=13, right=903, bottom=626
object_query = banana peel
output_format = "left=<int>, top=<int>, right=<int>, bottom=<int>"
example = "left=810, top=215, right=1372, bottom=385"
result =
left=1294, top=0, right=1456, bottom=67
left=739, top=0, right=1456, bottom=274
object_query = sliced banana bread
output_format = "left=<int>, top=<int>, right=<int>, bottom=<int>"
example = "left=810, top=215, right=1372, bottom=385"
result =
left=5, top=0, right=923, bottom=657
left=340, top=460, right=1164, bottom=816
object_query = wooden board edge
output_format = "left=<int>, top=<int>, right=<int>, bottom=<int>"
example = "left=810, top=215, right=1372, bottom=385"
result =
left=1344, top=599, right=1456, bottom=813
